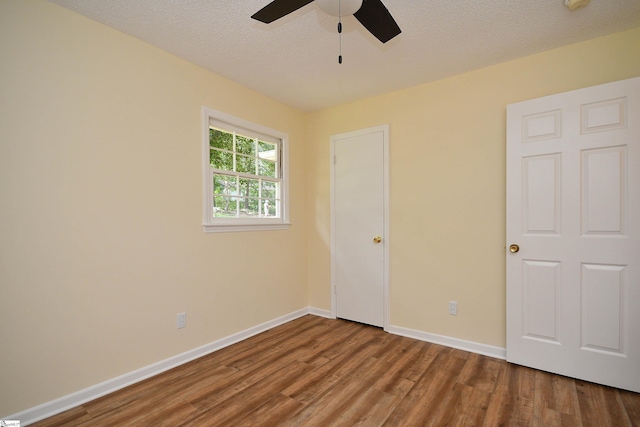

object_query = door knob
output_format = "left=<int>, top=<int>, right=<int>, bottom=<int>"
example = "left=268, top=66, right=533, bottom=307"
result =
left=373, top=236, right=382, bottom=244
left=509, top=244, right=520, bottom=253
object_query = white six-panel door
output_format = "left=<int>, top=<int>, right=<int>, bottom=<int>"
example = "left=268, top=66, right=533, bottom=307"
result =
left=506, top=77, right=640, bottom=392
left=331, top=125, right=389, bottom=328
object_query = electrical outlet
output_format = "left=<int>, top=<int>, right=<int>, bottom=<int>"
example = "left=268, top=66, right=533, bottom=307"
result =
left=448, top=301, right=458, bottom=316
left=177, top=312, right=186, bottom=329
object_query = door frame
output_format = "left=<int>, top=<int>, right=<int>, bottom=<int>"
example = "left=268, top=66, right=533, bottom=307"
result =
left=330, top=124, right=390, bottom=329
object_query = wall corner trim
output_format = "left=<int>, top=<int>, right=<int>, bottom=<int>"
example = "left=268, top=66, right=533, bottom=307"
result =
left=386, top=325, right=507, bottom=360
left=308, top=307, right=332, bottom=318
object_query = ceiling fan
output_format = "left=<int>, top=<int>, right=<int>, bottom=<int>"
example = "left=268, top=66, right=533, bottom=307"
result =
left=251, top=0, right=401, bottom=44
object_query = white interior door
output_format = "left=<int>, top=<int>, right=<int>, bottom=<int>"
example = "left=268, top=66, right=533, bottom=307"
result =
left=506, top=77, right=640, bottom=392
left=331, top=125, right=388, bottom=328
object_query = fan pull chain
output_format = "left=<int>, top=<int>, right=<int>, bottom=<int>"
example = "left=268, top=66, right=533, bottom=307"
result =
left=338, top=0, right=342, bottom=64
left=338, top=19, right=342, bottom=64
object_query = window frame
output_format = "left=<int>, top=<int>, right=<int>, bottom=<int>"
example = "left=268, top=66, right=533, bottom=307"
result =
left=202, top=107, right=290, bottom=233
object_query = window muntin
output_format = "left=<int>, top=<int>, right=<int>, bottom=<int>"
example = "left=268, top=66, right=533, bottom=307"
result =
left=202, top=107, right=289, bottom=232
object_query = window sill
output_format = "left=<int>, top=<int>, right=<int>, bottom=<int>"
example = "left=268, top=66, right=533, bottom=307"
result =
left=202, top=222, right=291, bottom=233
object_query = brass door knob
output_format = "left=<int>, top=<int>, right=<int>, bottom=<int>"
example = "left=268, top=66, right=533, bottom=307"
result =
left=373, top=236, right=382, bottom=244
left=509, top=244, right=520, bottom=253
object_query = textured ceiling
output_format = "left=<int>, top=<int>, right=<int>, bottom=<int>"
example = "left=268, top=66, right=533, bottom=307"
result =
left=48, top=0, right=640, bottom=112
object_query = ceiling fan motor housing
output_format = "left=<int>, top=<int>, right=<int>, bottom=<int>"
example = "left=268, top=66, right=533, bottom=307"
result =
left=316, top=0, right=363, bottom=16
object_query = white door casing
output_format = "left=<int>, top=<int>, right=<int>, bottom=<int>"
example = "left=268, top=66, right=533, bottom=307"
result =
left=506, top=77, right=640, bottom=392
left=331, top=125, right=389, bottom=328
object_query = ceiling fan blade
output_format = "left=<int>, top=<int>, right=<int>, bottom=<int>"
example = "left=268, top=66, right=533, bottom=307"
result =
left=353, top=0, right=401, bottom=43
left=251, top=0, right=315, bottom=23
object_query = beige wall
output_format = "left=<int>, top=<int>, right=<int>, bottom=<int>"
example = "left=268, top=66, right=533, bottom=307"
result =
left=0, top=0, right=308, bottom=415
left=2, top=0, right=639, bottom=418
left=306, top=28, right=640, bottom=346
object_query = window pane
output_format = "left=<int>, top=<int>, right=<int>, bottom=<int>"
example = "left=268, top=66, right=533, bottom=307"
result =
left=213, top=174, right=237, bottom=195
left=210, top=149, right=234, bottom=171
left=213, top=195, right=237, bottom=217
left=210, top=128, right=233, bottom=151
left=258, top=159, right=276, bottom=178
left=236, top=135, right=255, bottom=156
left=261, top=199, right=277, bottom=217
left=238, top=197, right=260, bottom=217
left=262, top=181, right=277, bottom=199
left=258, top=141, right=277, bottom=158
left=239, top=178, right=259, bottom=198
left=236, top=153, right=256, bottom=174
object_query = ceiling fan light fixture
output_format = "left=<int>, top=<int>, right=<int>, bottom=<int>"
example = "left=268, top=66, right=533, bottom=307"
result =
left=564, top=0, right=590, bottom=10
left=316, top=0, right=363, bottom=16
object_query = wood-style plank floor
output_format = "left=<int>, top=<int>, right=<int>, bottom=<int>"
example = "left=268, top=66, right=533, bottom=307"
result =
left=32, top=315, right=640, bottom=426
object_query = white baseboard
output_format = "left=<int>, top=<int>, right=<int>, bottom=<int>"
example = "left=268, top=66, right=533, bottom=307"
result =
left=386, top=325, right=506, bottom=360
left=9, top=308, right=311, bottom=426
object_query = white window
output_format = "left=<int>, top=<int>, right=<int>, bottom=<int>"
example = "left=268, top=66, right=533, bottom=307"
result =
left=202, top=107, right=289, bottom=232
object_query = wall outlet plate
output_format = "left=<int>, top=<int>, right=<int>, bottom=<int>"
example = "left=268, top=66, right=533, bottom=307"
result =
left=177, top=312, right=186, bottom=329
left=448, top=301, right=458, bottom=316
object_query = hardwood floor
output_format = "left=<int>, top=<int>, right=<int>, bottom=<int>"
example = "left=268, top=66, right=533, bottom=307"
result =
left=32, top=315, right=640, bottom=426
